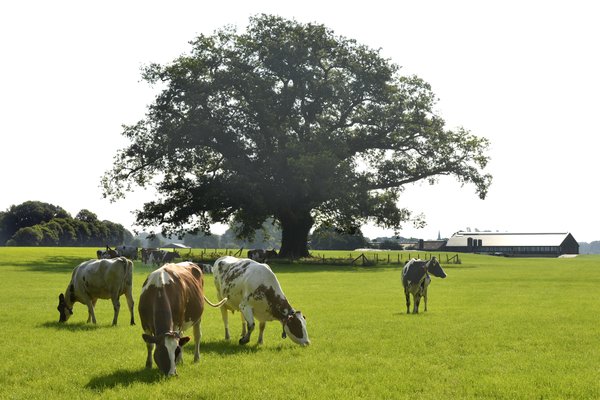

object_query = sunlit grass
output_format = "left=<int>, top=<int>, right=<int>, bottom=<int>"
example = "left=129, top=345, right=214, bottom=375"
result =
left=0, top=247, right=598, bottom=399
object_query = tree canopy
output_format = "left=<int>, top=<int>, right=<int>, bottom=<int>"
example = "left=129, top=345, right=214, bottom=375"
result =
left=0, top=201, right=132, bottom=246
left=102, top=14, right=491, bottom=258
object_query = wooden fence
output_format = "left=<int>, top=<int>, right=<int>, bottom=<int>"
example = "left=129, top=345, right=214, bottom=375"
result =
left=187, top=248, right=460, bottom=267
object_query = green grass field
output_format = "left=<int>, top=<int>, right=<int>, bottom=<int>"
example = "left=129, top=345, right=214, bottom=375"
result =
left=0, top=247, right=598, bottom=399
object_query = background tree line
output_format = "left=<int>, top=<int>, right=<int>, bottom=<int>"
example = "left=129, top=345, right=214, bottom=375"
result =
left=0, top=201, right=132, bottom=246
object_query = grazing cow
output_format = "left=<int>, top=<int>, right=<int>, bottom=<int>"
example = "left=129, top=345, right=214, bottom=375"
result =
left=161, top=251, right=180, bottom=264
left=143, top=249, right=180, bottom=267
left=116, top=245, right=138, bottom=260
left=141, top=248, right=158, bottom=264
left=96, top=246, right=118, bottom=259
left=247, top=249, right=278, bottom=263
left=57, top=257, right=135, bottom=325
left=138, top=262, right=227, bottom=376
left=402, top=257, right=447, bottom=314
left=213, top=256, right=309, bottom=346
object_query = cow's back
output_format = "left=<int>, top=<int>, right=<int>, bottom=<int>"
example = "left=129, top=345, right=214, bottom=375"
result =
left=73, top=257, right=132, bottom=299
left=139, top=263, right=204, bottom=334
left=213, top=256, right=282, bottom=315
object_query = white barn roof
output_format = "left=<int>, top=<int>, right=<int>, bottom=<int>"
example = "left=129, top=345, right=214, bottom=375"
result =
left=446, top=232, right=573, bottom=247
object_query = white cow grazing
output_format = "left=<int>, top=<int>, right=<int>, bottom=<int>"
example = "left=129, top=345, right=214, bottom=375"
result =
left=57, top=257, right=135, bottom=325
left=213, top=256, right=310, bottom=346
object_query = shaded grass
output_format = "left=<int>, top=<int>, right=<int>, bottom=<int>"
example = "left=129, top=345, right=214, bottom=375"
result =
left=0, top=247, right=599, bottom=399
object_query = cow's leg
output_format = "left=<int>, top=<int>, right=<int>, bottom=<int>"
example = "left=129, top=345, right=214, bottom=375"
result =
left=238, top=302, right=255, bottom=345
left=111, top=294, right=120, bottom=326
left=221, top=306, right=230, bottom=340
left=145, top=341, right=154, bottom=369
left=125, top=286, right=135, bottom=325
left=240, top=312, right=247, bottom=338
left=413, top=293, right=420, bottom=314
left=193, top=321, right=201, bottom=363
left=423, top=288, right=428, bottom=312
left=86, top=299, right=97, bottom=324
left=257, top=321, right=266, bottom=345
left=404, top=289, right=411, bottom=314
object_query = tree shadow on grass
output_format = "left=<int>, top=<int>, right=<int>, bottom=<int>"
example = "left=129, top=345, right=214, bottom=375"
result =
left=85, top=368, right=163, bottom=391
left=6, top=255, right=90, bottom=274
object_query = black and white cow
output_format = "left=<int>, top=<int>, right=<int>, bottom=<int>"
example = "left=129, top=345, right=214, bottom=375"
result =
left=402, top=257, right=447, bottom=314
left=247, top=249, right=278, bottom=263
left=143, top=249, right=180, bottom=267
left=138, top=262, right=227, bottom=376
left=116, top=245, right=138, bottom=260
left=57, top=257, right=135, bottom=325
left=213, top=256, right=309, bottom=346
left=96, top=246, right=118, bottom=259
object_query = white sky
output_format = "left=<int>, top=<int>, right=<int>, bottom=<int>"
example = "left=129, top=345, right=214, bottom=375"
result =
left=1, top=0, right=599, bottom=242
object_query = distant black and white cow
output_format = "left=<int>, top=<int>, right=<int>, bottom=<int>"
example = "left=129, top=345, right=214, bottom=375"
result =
left=402, top=257, right=447, bottom=314
left=96, top=246, right=118, bottom=259
left=141, top=248, right=158, bottom=264
left=57, top=257, right=135, bottom=325
left=144, top=249, right=180, bottom=267
left=213, top=256, right=310, bottom=346
left=116, top=245, right=138, bottom=260
left=247, top=249, right=278, bottom=263
left=138, top=262, right=227, bottom=376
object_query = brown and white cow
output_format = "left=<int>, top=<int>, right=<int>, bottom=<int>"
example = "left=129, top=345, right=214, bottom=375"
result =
left=213, top=256, right=310, bottom=346
left=402, top=257, right=447, bottom=314
left=138, top=262, right=227, bottom=376
left=57, top=257, right=135, bottom=325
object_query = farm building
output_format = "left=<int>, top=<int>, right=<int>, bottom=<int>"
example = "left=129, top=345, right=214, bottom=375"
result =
left=444, top=232, right=579, bottom=257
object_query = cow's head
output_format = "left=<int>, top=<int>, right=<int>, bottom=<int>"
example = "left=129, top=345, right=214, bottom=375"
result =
left=427, top=257, right=447, bottom=278
left=283, top=311, right=310, bottom=346
left=142, top=331, right=190, bottom=376
left=57, top=293, right=73, bottom=322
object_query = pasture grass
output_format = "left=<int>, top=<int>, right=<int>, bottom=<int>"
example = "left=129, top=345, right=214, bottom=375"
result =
left=0, top=247, right=599, bottom=399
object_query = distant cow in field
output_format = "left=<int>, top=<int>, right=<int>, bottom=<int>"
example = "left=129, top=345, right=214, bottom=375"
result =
left=96, top=246, right=118, bottom=259
left=57, top=257, right=135, bottom=325
left=116, top=245, right=138, bottom=260
left=247, top=249, right=278, bottom=263
left=142, top=249, right=180, bottom=267
left=138, top=262, right=227, bottom=376
left=213, top=256, right=309, bottom=346
left=402, top=257, right=447, bottom=314
left=161, top=251, right=180, bottom=264
left=141, top=248, right=158, bottom=264
left=199, top=263, right=212, bottom=274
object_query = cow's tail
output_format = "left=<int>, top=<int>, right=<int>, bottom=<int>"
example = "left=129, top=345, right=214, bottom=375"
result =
left=204, top=295, right=228, bottom=307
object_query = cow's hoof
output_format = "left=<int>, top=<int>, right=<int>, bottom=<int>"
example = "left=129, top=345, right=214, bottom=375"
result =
left=239, top=337, right=249, bottom=345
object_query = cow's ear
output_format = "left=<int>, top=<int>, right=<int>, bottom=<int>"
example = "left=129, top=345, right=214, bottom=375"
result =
left=179, top=336, right=191, bottom=347
left=59, top=293, right=65, bottom=302
left=142, top=334, right=157, bottom=344
left=190, top=265, right=202, bottom=280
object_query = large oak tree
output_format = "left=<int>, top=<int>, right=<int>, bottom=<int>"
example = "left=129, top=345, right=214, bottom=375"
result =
left=102, top=15, right=491, bottom=258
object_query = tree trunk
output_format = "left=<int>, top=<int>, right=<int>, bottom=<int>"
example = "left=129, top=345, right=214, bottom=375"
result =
left=278, top=209, right=313, bottom=259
